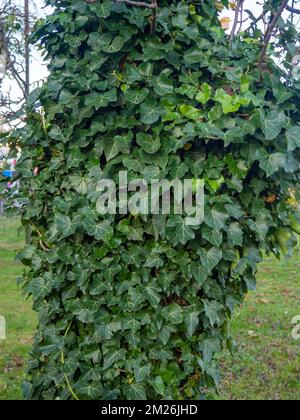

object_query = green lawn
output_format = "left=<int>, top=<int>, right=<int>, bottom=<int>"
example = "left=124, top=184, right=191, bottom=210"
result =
left=0, top=217, right=299, bottom=400
left=0, top=218, right=36, bottom=400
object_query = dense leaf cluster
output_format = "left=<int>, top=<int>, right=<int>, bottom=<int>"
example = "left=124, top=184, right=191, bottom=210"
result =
left=15, top=0, right=300, bottom=400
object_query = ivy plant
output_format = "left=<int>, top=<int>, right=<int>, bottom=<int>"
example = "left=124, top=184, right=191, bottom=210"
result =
left=12, top=0, right=300, bottom=400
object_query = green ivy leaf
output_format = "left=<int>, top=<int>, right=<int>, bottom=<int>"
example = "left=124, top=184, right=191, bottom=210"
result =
left=94, top=0, right=112, bottom=18
left=124, top=88, right=149, bottom=105
left=203, top=299, right=223, bottom=327
left=227, top=223, right=244, bottom=247
left=198, top=247, right=222, bottom=273
left=162, top=303, right=184, bottom=325
left=103, top=349, right=127, bottom=370
left=152, top=376, right=165, bottom=396
left=202, top=338, right=221, bottom=363
left=196, top=83, right=212, bottom=104
left=144, top=282, right=161, bottom=307
left=102, top=36, right=125, bottom=53
left=167, top=216, right=195, bottom=245
left=124, top=383, right=147, bottom=400
left=205, top=206, right=229, bottom=230
left=154, top=70, right=174, bottom=96
left=75, top=380, right=103, bottom=399
left=140, top=99, right=164, bottom=124
left=259, top=152, right=286, bottom=176
left=179, top=104, right=202, bottom=120
left=260, top=110, right=286, bottom=140
left=28, top=277, right=51, bottom=300
left=286, top=126, right=300, bottom=151
left=52, top=214, right=76, bottom=240
left=189, top=261, right=208, bottom=285
left=66, top=299, right=99, bottom=324
left=136, top=132, right=161, bottom=154
left=202, top=226, right=223, bottom=247
left=134, top=365, right=151, bottom=383
left=185, top=310, right=200, bottom=337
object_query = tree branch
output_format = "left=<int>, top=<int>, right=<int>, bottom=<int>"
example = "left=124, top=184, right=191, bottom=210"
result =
left=230, top=0, right=244, bottom=41
left=258, top=0, right=289, bottom=71
left=286, top=4, right=300, bottom=14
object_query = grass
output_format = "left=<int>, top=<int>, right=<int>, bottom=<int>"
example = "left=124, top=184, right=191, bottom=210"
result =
left=217, top=255, right=300, bottom=400
left=0, top=218, right=36, bottom=400
left=0, top=217, right=299, bottom=400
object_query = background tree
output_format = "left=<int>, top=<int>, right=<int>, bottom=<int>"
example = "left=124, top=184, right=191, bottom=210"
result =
left=0, top=0, right=34, bottom=128
left=11, top=0, right=300, bottom=400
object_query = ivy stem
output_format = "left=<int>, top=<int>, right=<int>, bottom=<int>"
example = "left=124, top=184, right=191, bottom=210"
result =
left=61, top=322, right=80, bottom=401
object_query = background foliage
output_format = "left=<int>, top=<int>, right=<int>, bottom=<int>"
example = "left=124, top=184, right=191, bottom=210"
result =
left=10, top=0, right=300, bottom=399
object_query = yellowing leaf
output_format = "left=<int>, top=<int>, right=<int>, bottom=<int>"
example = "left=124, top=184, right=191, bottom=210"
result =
left=220, top=17, right=231, bottom=30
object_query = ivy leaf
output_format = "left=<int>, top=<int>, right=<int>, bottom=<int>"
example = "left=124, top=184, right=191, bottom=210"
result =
left=185, top=311, right=200, bottom=337
left=105, top=263, right=122, bottom=282
left=140, top=99, right=164, bottom=124
left=198, top=247, right=222, bottom=273
left=134, top=365, right=151, bottom=383
left=144, top=282, right=161, bottom=307
left=162, top=303, right=184, bottom=325
left=124, top=88, right=149, bottom=105
left=259, top=152, right=286, bottom=176
left=214, top=89, right=241, bottom=114
left=104, top=133, right=132, bottom=161
left=227, top=223, right=243, bottom=247
left=94, top=0, right=112, bottom=18
left=154, top=70, right=174, bottom=96
left=179, top=104, right=203, bottom=120
left=260, top=110, right=286, bottom=140
left=189, top=261, right=208, bottom=285
left=184, top=47, right=203, bottom=64
left=124, top=383, right=147, bottom=400
left=167, top=216, right=195, bottom=245
left=196, top=83, right=212, bottom=105
left=66, top=299, right=99, bottom=324
left=102, top=36, right=124, bottom=53
left=203, top=299, right=223, bottom=326
left=202, top=338, right=221, bottom=363
left=84, top=218, right=113, bottom=242
left=136, top=132, right=161, bottom=154
left=152, top=376, right=165, bottom=396
left=103, top=349, right=127, bottom=369
left=85, top=89, right=117, bottom=110
left=202, top=226, right=223, bottom=247
left=75, top=380, right=103, bottom=399
left=94, top=221, right=114, bottom=242
left=247, top=220, right=269, bottom=241
left=28, top=277, right=51, bottom=300
left=53, top=214, right=76, bottom=239
left=145, top=251, right=164, bottom=269
left=94, top=324, right=113, bottom=340
left=159, top=325, right=174, bottom=345
left=286, top=126, right=300, bottom=151
left=68, top=175, right=89, bottom=195
left=205, top=206, right=229, bottom=230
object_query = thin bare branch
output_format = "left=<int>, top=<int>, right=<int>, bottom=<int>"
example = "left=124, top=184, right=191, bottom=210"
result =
left=230, top=0, right=245, bottom=41
left=258, top=0, right=289, bottom=71
left=286, top=4, right=300, bottom=14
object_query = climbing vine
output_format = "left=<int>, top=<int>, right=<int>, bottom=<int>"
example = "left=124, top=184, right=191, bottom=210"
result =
left=12, top=0, right=300, bottom=400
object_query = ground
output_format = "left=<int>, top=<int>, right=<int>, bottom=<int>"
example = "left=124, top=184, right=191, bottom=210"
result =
left=0, top=217, right=299, bottom=400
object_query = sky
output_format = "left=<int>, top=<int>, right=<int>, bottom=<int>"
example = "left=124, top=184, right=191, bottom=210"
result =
left=1, top=0, right=51, bottom=101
